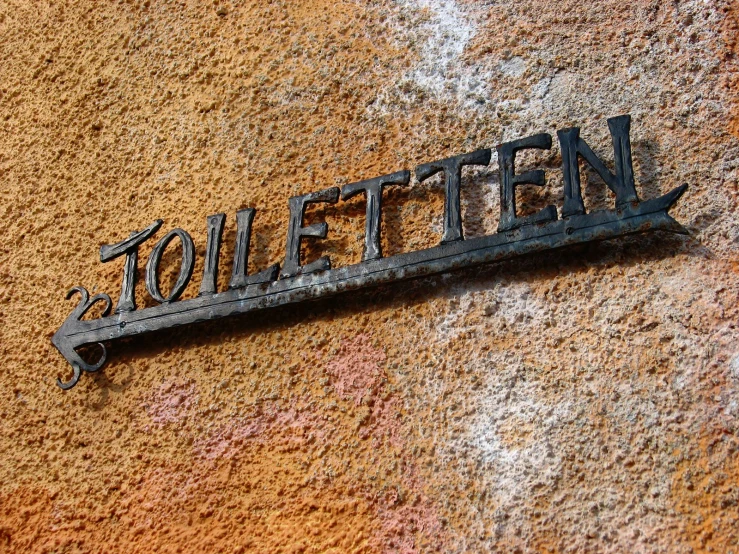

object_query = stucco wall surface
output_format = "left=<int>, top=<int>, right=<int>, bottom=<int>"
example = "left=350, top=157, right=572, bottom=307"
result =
left=1, top=0, right=739, bottom=552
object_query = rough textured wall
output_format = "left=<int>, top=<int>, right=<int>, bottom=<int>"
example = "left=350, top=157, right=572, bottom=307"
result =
left=1, top=0, right=738, bottom=552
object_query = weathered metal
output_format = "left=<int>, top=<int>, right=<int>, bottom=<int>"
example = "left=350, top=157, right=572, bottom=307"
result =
left=100, top=219, right=163, bottom=313
left=51, top=115, right=689, bottom=390
left=416, top=149, right=492, bottom=243
left=144, top=228, right=196, bottom=304
left=340, top=170, right=410, bottom=261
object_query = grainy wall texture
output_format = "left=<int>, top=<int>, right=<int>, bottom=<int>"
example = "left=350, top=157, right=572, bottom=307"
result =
left=1, top=0, right=739, bottom=552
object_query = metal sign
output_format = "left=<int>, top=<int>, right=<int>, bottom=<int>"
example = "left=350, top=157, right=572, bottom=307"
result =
left=52, top=115, right=688, bottom=389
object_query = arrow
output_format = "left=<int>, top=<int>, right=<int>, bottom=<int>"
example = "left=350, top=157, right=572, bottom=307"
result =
left=52, top=184, right=688, bottom=389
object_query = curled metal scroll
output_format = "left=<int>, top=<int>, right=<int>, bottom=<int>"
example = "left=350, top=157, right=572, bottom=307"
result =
left=53, top=287, right=112, bottom=390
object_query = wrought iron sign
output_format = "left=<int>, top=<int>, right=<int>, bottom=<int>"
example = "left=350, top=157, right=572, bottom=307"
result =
left=52, top=115, right=687, bottom=389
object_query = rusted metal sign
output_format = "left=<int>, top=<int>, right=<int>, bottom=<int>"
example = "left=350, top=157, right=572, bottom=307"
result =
left=52, top=115, right=688, bottom=389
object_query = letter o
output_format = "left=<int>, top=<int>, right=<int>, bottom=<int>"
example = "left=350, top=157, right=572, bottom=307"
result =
left=145, top=229, right=195, bottom=303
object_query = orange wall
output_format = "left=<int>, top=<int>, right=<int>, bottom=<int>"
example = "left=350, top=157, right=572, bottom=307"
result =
left=1, top=1, right=739, bottom=552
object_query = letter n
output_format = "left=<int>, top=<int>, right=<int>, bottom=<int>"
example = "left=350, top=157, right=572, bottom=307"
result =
left=557, top=114, right=638, bottom=217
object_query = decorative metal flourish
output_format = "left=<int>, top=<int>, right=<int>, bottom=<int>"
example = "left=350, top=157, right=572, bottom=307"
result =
left=53, top=287, right=112, bottom=390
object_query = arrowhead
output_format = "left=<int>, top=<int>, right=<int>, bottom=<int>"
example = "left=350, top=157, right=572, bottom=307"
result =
left=52, top=287, right=112, bottom=390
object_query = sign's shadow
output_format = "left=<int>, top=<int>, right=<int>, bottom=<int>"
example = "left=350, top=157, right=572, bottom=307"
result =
left=86, top=227, right=698, bottom=408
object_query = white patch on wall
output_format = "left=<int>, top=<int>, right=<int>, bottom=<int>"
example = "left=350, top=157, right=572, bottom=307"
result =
left=438, top=353, right=571, bottom=543
left=487, top=281, right=547, bottom=327
left=729, top=354, right=739, bottom=416
left=375, top=0, right=493, bottom=112
left=730, top=355, right=739, bottom=382
left=431, top=280, right=547, bottom=344
left=499, top=56, right=526, bottom=78
left=433, top=284, right=479, bottom=343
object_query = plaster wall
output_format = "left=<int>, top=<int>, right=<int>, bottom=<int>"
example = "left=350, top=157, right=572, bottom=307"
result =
left=1, top=0, right=739, bottom=552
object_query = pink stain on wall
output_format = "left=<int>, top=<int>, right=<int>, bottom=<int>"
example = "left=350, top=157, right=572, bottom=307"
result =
left=193, top=418, right=268, bottom=460
left=326, top=334, right=444, bottom=552
left=370, top=461, right=443, bottom=554
left=359, top=395, right=404, bottom=449
left=326, top=334, right=387, bottom=405
left=144, top=336, right=445, bottom=552
left=193, top=399, right=329, bottom=460
left=142, top=380, right=199, bottom=426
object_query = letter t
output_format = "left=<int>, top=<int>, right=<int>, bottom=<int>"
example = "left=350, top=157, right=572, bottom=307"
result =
left=341, top=170, right=410, bottom=261
left=99, top=219, right=163, bottom=313
left=416, top=149, right=491, bottom=243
